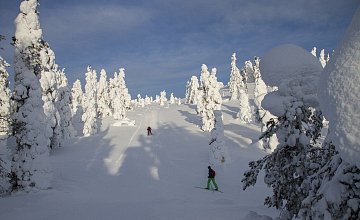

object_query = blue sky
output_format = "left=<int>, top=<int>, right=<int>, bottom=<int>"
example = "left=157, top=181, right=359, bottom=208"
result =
left=1, top=0, right=359, bottom=97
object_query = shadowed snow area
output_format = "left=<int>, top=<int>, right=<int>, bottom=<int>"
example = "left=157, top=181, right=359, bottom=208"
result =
left=0, top=101, right=278, bottom=220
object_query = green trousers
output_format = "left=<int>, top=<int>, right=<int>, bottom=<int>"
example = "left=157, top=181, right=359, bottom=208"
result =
left=207, top=178, right=218, bottom=189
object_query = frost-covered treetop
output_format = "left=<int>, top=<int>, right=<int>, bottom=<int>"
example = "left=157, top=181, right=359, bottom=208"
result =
left=15, top=0, right=42, bottom=50
left=118, top=68, right=125, bottom=78
left=318, top=7, right=360, bottom=166
left=260, top=44, right=323, bottom=115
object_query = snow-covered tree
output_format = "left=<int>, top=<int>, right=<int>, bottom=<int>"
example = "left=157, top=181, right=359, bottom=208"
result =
left=11, top=0, right=52, bottom=191
left=242, top=44, right=326, bottom=219
left=71, top=80, right=84, bottom=136
left=71, top=80, right=83, bottom=114
left=169, top=93, right=175, bottom=104
left=36, top=39, right=62, bottom=150
left=228, top=53, right=243, bottom=100
left=0, top=57, right=11, bottom=135
left=310, top=46, right=317, bottom=57
left=300, top=8, right=360, bottom=219
left=237, top=89, right=252, bottom=123
left=97, top=69, right=111, bottom=117
left=112, top=68, right=130, bottom=120
left=159, top=90, right=167, bottom=106
left=208, top=110, right=229, bottom=166
left=244, top=60, right=255, bottom=83
left=82, top=66, right=98, bottom=136
left=0, top=56, right=11, bottom=194
left=319, top=49, right=326, bottom=68
left=55, top=68, right=75, bottom=141
left=185, top=76, right=199, bottom=104
left=144, top=95, right=151, bottom=105
left=253, top=56, right=261, bottom=82
left=199, top=66, right=222, bottom=132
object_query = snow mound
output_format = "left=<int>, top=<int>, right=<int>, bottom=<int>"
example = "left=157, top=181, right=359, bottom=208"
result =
left=260, top=44, right=323, bottom=116
left=112, top=118, right=135, bottom=126
left=260, top=44, right=323, bottom=87
left=318, top=7, right=360, bottom=166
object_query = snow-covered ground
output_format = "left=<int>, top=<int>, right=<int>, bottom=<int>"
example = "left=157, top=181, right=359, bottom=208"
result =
left=0, top=101, right=278, bottom=220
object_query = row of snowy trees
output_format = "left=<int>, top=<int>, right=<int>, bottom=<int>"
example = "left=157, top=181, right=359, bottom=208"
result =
left=0, top=0, right=135, bottom=194
left=77, top=66, right=132, bottom=137
left=310, top=46, right=331, bottom=68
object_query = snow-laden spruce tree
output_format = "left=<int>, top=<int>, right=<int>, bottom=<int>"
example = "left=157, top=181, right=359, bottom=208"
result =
left=319, top=49, right=326, bottom=68
left=253, top=56, right=261, bottom=81
left=11, top=0, right=52, bottom=191
left=242, top=44, right=327, bottom=219
left=169, top=93, right=175, bottom=104
left=300, top=8, right=360, bottom=219
left=0, top=57, right=11, bottom=135
left=208, top=110, right=229, bottom=166
left=112, top=68, right=130, bottom=120
left=244, top=60, right=255, bottom=83
left=97, top=69, right=111, bottom=117
left=228, top=53, right=243, bottom=100
left=82, top=66, right=99, bottom=136
left=71, top=80, right=83, bottom=114
left=310, top=47, right=317, bottom=57
left=36, top=38, right=62, bottom=150
left=237, top=89, right=252, bottom=123
left=55, top=68, right=75, bottom=141
left=0, top=56, right=11, bottom=194
left=144, top=95, right=151, bottom=105
left=70, top=80, right=83, bottom=136
left=159, top=90, right=167, bottom=106
left=200, top=67, right=222, bottom=132
left=185, top=76, right=199, bottom=104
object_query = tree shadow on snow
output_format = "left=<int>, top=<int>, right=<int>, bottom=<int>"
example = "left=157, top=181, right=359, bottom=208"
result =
left=177, top=110, right=201, bottom=127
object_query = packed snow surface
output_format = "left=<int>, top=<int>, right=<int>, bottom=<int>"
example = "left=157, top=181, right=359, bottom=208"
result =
left=318, top=7, right=360, bottom=166
left=0, top=102, right=277, bottom=220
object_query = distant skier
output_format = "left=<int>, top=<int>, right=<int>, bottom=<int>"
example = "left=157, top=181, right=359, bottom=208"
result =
left=147, top=126, right=153, bottom=136
left=206, top=166, right=218, bottom=191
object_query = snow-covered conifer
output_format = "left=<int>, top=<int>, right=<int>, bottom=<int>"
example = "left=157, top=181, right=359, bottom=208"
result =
left=242, top=44, right=326, bottom=218
left=300, top=8, right=360, bottom=219
left=169, top=93, right=175, bottom=104
left=244, top=60, right=255, bottom=83
left=228, top=53, right=243, bottom=100
left=97, top=69, right=111, bottom=117
left=159, top=90, right=167, bottom=106
left=200, top=67, right=222, bottom=132
left=185, top=76, right=199, bottom=104
left=319, top=49, right=326, bottom=68
left=237, top=89, right=252, bottom=123
left=55, top=68, right=75, bottom=141
left=0, top=56, right=11, bottom=194
left=145, top=95, right=151, bottom=105
left=253, top=56, right=261, bottom=82
left=310, top=47, right=317, bottom=57
left=209, top=110, right=229, bottom=166
left=82, top=66, right=98, bottom=136
left=71, top=80, right=84, bottom=136
left=11, top=0, right=52, bottom=190
left=112, top=68, right=129, bottom=120
left=0, top=57, right=11, bottom=135
left=71, top=80, right=83, bottom=114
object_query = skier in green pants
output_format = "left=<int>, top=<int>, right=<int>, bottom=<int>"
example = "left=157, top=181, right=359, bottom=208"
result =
left=206, top=166, right=218, bottom=191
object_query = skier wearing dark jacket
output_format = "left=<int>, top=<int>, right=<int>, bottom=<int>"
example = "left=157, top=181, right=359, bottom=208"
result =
left=206, top=166, right=218, bottom=190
